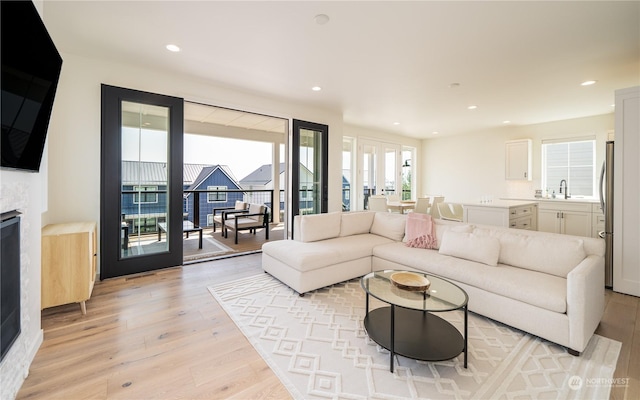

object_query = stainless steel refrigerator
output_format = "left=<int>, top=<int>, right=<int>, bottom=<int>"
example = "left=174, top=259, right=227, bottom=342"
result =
left=599, top=140, right=614, bottom=288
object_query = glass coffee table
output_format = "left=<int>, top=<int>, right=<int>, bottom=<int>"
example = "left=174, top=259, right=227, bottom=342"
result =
left=361, top=270, right=468, bottom=372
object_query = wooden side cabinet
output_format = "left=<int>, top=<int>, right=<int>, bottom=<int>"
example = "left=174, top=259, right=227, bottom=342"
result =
left=42, top=222, right=97, bottom=314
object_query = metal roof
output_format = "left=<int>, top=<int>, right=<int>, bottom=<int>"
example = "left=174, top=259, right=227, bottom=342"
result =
left=239, top=163, right=285, bottom=186
left=185, top=165, right=241, bottom=191
left=121, top=161, right=213, bottom=185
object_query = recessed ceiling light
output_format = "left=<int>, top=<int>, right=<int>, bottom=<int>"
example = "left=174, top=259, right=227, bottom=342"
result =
left=166, top=44, right=181, bottom=52
left=581, top=80, right=597, bottom=86
left=432, top=131, right=439, bottom=135
left=393, top=122, right=400, bottom=126
left=503, top=120, right=511, bottom=124
left=311, top=86, right=322, bottom=91
left=467, top=105, right=478, bottom=110
left=314, top=14, right=330, bottom=25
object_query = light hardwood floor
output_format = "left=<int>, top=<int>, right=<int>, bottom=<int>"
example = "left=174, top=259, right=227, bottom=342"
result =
left=17, top=254, right=639, bottom=400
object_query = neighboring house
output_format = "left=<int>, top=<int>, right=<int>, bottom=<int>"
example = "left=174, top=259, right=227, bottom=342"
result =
left=240, top=163, right=332, bottom=214
left=122, top=161, right=245, bottom=232
left=121, top=161, right=212, bottom=233
left=239, top=163, right=286, bottom=211
left=342, top=175, right=351, bottom=211
left=184, top=165, right=244, bottom=228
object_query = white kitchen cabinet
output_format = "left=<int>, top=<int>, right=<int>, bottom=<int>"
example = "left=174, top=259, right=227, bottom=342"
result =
left=613, top=86, right=640, bottom=297
left=505, top=139, right=532, bottom=180
left=537, top=202, right=592, bottom=237
left=463, top=200, right=537, bottom=230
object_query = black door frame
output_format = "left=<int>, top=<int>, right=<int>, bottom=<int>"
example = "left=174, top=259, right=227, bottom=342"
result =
left=291, top=119, right=329, bottom=223
left=100, top=84, right=184, bottom=279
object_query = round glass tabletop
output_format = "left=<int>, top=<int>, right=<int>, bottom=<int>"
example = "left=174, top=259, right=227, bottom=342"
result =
left=361, top=270, right=468, bottom=312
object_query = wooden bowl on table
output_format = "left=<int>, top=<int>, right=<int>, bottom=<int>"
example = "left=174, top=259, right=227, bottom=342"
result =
left=390, top=272, right=431, bottom=292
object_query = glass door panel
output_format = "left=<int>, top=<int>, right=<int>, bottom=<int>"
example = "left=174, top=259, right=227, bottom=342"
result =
left=120, top=101, right=169, bottom=258
left=101, top=85, right=183, bottom=279
left=384, top=146, right=397, bottom=198
left=291, top=120, right=328, bottom=235
left=298, top=128, right=322, bottom=215
left=362, top=142, right=377, bottom=210
left=358, top=139, right=401, bottom=210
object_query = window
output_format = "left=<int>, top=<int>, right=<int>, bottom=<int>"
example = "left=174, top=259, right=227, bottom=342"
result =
left=133, top=186, right=158, bottom=204
left=207, top=186, right=227, bottom=202
left=402, top=147, right=415, bottom=200
left=542, top=138, right=596, bottom=197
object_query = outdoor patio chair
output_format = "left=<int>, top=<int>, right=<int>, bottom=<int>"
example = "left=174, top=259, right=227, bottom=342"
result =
left=212, top=200, right=247, bottom=234
left=224, top=203, right=270, bottom=244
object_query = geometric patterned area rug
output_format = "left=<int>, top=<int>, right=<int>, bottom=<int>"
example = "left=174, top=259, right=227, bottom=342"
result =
left=208, top=274, right=621, bottom=400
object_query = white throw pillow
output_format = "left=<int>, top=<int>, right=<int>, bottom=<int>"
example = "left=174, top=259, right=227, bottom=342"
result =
left=300, top=212, right=342, bottom=242
left=433, top=222, right=474, bottom=249
left=370, top=212, right=407, bottom=241
left=339, top=211, right=375, bottom=237
left=438, top=230, right=501, bottom=266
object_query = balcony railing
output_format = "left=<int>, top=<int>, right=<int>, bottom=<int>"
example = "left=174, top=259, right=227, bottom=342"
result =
left=121, top=188, right=286, bottom=234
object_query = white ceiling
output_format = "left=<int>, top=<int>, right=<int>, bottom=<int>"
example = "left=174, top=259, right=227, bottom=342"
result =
left=42, top=1, right=640, bottom=138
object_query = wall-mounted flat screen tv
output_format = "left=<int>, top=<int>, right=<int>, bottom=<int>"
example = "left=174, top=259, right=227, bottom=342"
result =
left=1, top=1, right=63, bottom=172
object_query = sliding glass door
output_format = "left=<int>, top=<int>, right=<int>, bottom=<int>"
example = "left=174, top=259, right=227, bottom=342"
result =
left=101, top=85, right=184, bottom=279
left=291, top=120, right=328, bottom=233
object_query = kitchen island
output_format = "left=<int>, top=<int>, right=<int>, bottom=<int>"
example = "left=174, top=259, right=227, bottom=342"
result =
left=462, top=200, right=538, bottom=230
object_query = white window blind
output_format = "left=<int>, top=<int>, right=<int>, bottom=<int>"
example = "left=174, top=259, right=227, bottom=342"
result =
left=541, top=138, right=596, bottom=197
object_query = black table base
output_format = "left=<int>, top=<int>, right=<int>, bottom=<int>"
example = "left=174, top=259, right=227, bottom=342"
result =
left=364, top=306, right=466, bottom=372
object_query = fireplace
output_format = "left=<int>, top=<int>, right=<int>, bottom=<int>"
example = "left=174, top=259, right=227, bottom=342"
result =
left=1, top=211, right=21, bottom=362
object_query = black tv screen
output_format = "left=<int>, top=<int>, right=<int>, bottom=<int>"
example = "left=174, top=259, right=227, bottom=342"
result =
left=1, top=0, right=63, bottom=172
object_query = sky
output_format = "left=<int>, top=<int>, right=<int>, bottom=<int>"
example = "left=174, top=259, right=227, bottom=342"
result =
left=122, top=128, right=277, bottom=180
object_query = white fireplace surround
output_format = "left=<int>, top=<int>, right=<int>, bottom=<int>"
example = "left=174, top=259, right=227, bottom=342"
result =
left=0, top=182, right=43, bottom=400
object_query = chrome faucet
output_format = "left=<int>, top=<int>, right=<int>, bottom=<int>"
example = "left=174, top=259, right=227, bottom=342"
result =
left=559, top=179, right=570, bottom=199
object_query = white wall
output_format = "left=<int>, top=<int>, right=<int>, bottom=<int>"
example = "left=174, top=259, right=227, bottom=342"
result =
left=420, top=114, right=614, bottom=203
left=43, top=51, right=345, bottom=236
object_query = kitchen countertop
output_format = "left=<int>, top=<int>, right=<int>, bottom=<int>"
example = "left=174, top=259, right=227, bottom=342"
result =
left=503, top=197, right=599, bottom=204
left=461, top=199, right=538, bottom=208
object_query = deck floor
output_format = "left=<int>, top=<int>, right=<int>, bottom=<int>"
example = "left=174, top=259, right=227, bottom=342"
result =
left=122, top=223, right=285, bottom=264
left=182, top=223, right=284, bottom=262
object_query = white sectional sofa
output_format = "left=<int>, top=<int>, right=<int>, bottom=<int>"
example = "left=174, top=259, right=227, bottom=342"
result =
left=261, top=211, right=605, bottom=355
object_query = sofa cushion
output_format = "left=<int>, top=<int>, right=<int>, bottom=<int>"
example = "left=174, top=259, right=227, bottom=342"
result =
left=370, top=212, right=406, bottom=241
left=474, top=227, right=586, bottom=278
left=265, top=234, right=394, bottom=272
left=340, top=211, right=375, bottom=237
left=299, top=212, right=342, bottom=242
left=373, top=242, right=567, bottom=313
left=438, top=230, right=501, bottom=266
